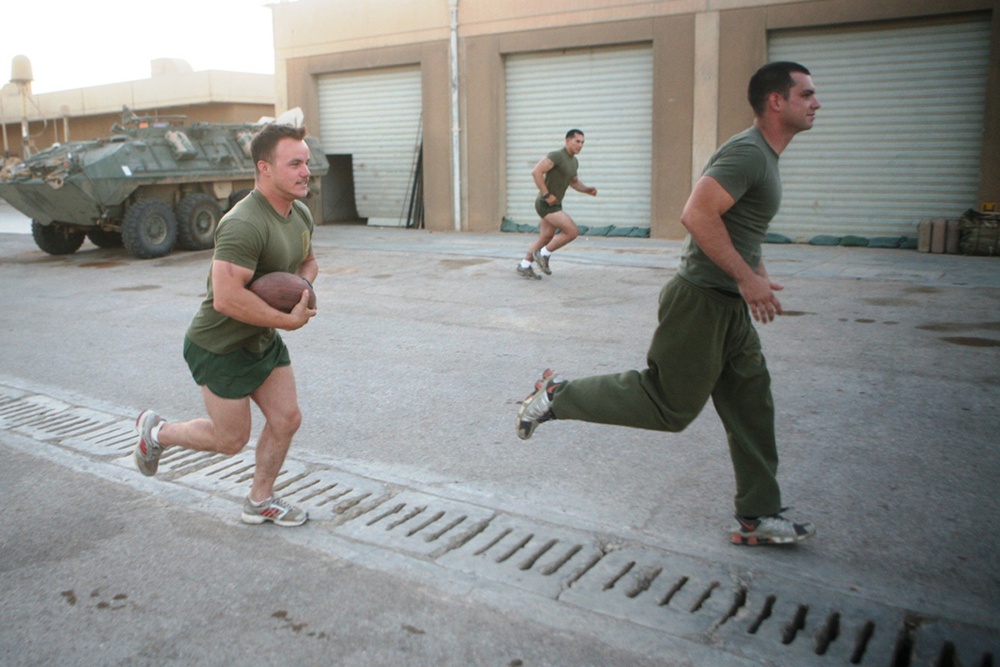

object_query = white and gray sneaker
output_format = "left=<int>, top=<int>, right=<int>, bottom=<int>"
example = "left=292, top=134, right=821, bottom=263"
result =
left=241, top=495, right=309, bottom=527
left=731, top=510, right=815, bottom=545
left=516, top=369, right=564, bottom=440
left=134, top=410, right=165, bottom=477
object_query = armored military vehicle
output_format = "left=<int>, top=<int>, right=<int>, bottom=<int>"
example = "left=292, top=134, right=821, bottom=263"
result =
left=0, top=107, right=327, bottom=259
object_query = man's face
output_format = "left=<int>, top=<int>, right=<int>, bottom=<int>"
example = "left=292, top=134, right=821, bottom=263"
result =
left=781, top=72, right=820, bottom=132
left=262, top=138, right=312, bottom=201
left=565, top=133, right=585, bottom=155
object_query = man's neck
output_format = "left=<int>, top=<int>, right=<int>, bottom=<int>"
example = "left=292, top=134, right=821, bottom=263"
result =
left=257, top=186, right=294, bottom=217
left=753, top=117, right=795, bottom=156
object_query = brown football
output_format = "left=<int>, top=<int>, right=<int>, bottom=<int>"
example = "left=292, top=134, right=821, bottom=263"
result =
left=248, top=272, right=316, bottom=313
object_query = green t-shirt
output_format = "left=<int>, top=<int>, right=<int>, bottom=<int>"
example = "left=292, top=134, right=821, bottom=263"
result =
left=676, top=126, right=781, bottom=291
left=536, top=148, right=579, bottom=203
left=186, top=189, right=314, bottom=354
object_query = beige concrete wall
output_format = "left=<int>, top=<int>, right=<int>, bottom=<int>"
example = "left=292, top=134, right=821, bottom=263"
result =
left=285, top=41, right=455, bottom=232
left=274, top=0, right=999, bottom=238
left=463, top=19, right=661, bottom=233
left=1, top=67, right=275, bottom=158
left=4, top=71, right=273, bottom=123
left=654, top=14, right=697, bottom=240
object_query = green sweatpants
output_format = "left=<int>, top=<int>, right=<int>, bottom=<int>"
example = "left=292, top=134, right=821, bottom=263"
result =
left=550, top=275, right=781, bottom=516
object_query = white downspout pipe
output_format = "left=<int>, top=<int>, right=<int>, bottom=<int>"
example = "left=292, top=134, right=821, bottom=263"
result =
left=448, top=0, right=462, bottom=231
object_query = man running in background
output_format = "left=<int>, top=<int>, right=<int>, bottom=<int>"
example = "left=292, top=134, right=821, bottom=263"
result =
left=517, top=129, right=598, bottom=280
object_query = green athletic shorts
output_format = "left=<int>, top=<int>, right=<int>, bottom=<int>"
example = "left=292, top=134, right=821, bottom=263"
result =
left=183, top=334, right=291, bottom=399
left=535, top=198, right=563, bottom=218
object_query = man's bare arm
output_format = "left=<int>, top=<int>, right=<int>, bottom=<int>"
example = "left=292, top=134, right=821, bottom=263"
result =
left=568, top=176, right=597, bottom=196
left=680, top=176, right=783, bottom=323
left=532, top=157, right=555, bottom=199
left=212, top=260, right=316, bottom=331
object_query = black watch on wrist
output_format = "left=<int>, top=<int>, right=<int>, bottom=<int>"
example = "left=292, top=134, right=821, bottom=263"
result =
left=543, top=193, right=552, bottom=200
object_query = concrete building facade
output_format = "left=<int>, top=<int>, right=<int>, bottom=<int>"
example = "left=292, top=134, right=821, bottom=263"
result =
left=1, top=59, right=274, bottom=160
left=272, top=0, right=999, bottom=240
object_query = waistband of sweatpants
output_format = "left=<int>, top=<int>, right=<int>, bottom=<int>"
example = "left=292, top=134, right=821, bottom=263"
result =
left=673, top=275, right=746, bottom=307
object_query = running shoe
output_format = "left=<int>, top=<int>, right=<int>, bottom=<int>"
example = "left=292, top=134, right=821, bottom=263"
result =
left=517, top=264, right=542, bottom=280
left=241, top=495, right=309, bottom=527
left=731, top=510, right=815, bottom=545
left=532, top=249, right=551, bottom=275
left=134, top=410, right=165, bottom=477
left=516, top=368, right=563, bottom=440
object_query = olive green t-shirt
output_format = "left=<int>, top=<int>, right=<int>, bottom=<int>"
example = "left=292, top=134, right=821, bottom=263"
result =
left=535, top=148, right=579, bottom=204
left=186, top=189, right=314, bottom=354
left=676, top=126, right=781, bottom=292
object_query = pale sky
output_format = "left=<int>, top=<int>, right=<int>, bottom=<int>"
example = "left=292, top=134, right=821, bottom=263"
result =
left=1, top=0, right=277, bottom=95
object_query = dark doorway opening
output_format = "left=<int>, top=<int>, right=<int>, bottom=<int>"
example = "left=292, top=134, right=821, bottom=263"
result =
left=321, top=154, right=365, bottom=224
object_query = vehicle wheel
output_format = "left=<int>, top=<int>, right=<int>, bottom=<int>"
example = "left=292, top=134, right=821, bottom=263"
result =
left=31, top=220, right=86, bottom=255
left=121, top=199, right=178, bottom=259
left=86, top=227, right=124, bottom=248
left=228, top=188, right=252, bottom=211
left=176, top=193, right=222, bottom=250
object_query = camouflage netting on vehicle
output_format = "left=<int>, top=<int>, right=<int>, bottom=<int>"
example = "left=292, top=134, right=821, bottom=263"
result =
left=960, top=209, right=1000, bottom=256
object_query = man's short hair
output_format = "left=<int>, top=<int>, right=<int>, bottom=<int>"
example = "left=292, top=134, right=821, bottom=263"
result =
left=566, top=129, right=584, bottom=140
left=251, top=123, right=308, bottom=172
left=747, top=62, right=811, bottom=116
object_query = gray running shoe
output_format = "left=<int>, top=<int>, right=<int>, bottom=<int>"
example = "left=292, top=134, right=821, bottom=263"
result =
left=134, top=410, right=165, bottom=477
left=731, top=510, right=815, bottom=546
left=241, top=495, right=308, bottom=527
left=517, top=264, right=542, bottom=280
left=516, top=369, right=563, bottom=440
left=532, top=249, right=551, bottom=275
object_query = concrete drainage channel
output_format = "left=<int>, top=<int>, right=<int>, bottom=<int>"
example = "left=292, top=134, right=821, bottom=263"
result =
left=1, top=382, right=996, bottom=667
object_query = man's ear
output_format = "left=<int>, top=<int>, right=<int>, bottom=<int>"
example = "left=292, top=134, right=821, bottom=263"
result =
left=767, top=91, right=785, bottom=113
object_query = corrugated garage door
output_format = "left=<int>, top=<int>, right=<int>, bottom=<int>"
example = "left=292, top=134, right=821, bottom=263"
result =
left=317, top=67, right=422, bottom=226
left=505, top=45, right=653, bottom=229
left=768, top=18, right=990, bottom=240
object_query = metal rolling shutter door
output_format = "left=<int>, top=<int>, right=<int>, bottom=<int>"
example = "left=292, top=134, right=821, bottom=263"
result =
left=767, top=19, right=991, bottom=240
left=317, top=67, right=422, bottom=225
left=505, top=45, right=653, bottom=229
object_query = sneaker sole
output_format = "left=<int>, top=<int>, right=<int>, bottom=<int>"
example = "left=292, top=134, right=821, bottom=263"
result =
left=240, top=512, right=308, bottom=527
left=730, top=529, right=815, bottom=546
left=134, top=450, right=158, bottom=477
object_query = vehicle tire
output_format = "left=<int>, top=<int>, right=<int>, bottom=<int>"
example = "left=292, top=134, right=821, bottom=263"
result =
left=31, top=220, right=86, bottom=255
left=176, top=193, right=222, bottom=250
left=228, top=188, right=252, bottom=211
left=121, top=199, right=178, bottom=259
left=86, top=227, right=124, bottom=248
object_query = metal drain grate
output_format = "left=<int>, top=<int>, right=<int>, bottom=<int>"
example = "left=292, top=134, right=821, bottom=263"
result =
left=1, top=383, right=996, bottom=666
left=160, top=452, right=392, bottom=523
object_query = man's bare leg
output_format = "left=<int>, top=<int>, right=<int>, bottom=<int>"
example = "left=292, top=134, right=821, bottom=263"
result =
left=524, top=211, right=579, bottom=274
left=154, top=390, right=252, bottom=457
left=538, top=211, right=579, bottom=252
left=139, top=369, right=299, bottom=497
left=247, top=365, right=301, bottom=502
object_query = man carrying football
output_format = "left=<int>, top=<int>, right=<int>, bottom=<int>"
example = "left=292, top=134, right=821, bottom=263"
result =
left=133, top=122, right=318, bottom=527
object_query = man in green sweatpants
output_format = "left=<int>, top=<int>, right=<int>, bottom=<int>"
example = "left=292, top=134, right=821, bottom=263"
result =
left=516, top=61, right=821, bottom=546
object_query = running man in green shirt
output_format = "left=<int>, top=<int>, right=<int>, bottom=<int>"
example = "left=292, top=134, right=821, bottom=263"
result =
left=133, top=123, right=319, bottom=527
left=516, top=62, right=821, bottom=546
left=517, top=129, right=598, bottom=280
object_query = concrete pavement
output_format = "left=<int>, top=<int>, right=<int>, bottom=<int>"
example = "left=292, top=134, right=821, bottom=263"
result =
left=1, top=205, right=998, bottom=665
